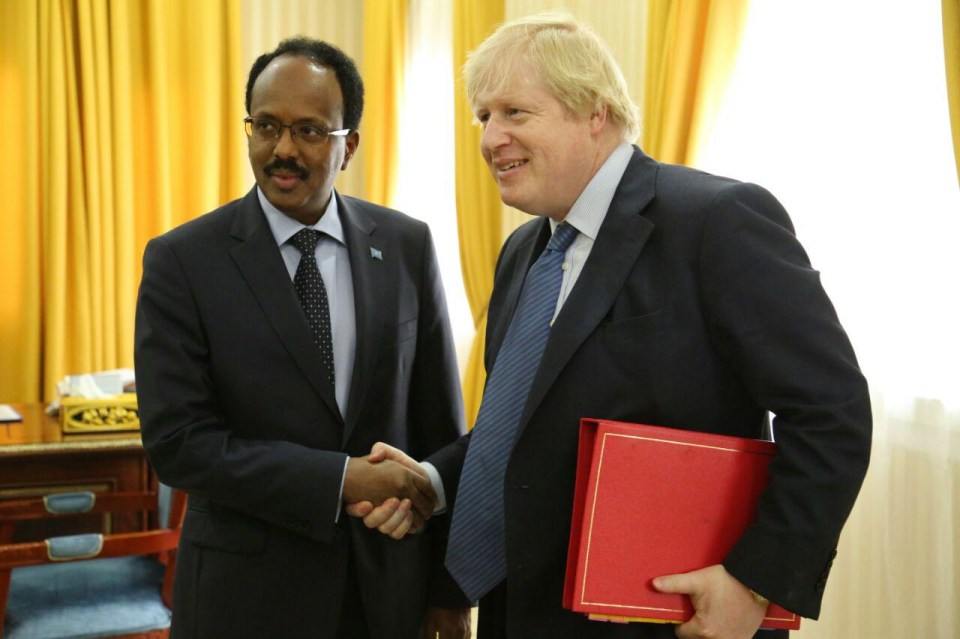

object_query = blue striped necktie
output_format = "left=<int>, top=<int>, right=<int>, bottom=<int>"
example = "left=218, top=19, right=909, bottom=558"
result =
left=446, top=222, right=579, bottom=602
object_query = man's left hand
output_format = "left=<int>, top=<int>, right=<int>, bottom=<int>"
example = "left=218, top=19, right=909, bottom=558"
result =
left=653, top=564, right=766, bottom=639
left=423, top=606, right=472, bottom=639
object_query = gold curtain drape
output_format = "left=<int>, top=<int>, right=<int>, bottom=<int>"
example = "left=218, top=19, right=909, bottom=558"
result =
left=944, top=0, right=960, bottom=185
left=0, top=1, right=42, bottom=402
left=643, top=0, right=750, bottom=165
left=453, top=0, right=505, bottom=428
left=362, top=0, right=407, bottom=206
left=0, top=0, right=243, bottom=402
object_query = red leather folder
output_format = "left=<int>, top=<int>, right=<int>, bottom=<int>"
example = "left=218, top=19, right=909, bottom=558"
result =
left=563, top=419, right=801, bottom=631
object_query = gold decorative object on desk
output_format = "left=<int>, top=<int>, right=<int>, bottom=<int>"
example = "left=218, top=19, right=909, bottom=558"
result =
left=59, top=393, right=140, bottom=434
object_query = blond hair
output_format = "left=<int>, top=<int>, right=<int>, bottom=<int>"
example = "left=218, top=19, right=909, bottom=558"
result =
left=463, top=12, right=640, bottom=142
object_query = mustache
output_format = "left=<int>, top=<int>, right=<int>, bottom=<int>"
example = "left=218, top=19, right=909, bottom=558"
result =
left=264, top=159, right=309, bottom=180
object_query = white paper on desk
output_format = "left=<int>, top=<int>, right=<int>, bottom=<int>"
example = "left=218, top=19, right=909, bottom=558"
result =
left=46, top=368, right=137, bottom=416
left=61, top=368, right=135, bottom=398
left=0, top=405, right=22, bottom=423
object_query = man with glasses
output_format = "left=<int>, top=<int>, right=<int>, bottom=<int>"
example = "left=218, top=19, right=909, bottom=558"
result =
left=135, top=37, right=471, bottom=638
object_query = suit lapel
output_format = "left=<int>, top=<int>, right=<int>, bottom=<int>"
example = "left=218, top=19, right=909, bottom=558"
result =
left=228, top=189, right=343, bottom=422
left=517, top=150, right=659, bottom=434
left=338, top=195, right=390, bottom=445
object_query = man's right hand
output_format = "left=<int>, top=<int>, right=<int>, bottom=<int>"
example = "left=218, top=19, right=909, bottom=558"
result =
left=342, top=453, right=436, bottom=527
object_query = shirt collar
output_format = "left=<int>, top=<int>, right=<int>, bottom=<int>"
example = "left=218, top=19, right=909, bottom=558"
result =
left=550, top=142, right=633, bottom=238
left=257, top=187, right=346, bottom=247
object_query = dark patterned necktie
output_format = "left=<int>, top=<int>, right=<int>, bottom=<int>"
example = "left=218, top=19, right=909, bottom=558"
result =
left=290, top=229, right=335, bottom=387
left=446, top=222, right=579, bottom=602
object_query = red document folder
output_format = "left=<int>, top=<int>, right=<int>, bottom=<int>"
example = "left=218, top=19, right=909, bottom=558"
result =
left=563, top=419, right=801, bottom=631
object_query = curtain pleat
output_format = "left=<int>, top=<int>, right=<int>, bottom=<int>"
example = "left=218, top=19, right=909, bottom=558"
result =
left=797, top=397, right=959, bottom=639
left=362, top=0, right=407, bottom=207
left=0, top=1, right=43, bottom=401
left=453, top=0, right=505, bottom=428
left=0, top=0, right=243, bottom=402
left=944, top=0, right=960, bottom=186
left=643, top=0, right=750, bottom=165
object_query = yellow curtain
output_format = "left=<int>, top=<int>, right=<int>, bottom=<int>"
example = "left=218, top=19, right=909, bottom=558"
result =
left=0, top=0, right=244, bottom=403
left=362, top=0, right=407, bottom=206
left=643, top=0, right=750, bottom=165
left=944, top=0, right=960, bottom=186
left=453, top=0, right=505, bottom=428
left=0, top=1, right=42, bottom=402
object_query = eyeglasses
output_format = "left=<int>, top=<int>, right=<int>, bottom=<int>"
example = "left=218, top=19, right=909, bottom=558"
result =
left=243, top=117, right=350, bottom=146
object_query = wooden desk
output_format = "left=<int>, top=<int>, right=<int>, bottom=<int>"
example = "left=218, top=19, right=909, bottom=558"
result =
left=0, top=403, right=153, bottom=542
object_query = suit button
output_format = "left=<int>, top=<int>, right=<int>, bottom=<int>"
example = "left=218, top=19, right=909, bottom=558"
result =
left=284, top=519, right=305, bottom=531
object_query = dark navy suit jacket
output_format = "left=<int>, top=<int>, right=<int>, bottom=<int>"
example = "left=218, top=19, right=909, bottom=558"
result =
left=429, top=147, right=871, bottom=638
left=135, top=188, right=467, bottom=638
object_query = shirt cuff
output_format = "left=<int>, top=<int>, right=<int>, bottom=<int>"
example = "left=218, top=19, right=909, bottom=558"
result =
left=421, top=461, right=447, bottom=514
left=335, top=456, right=349, bottom=523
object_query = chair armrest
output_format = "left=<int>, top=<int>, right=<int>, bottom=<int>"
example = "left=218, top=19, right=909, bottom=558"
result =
left=0, top=491, right=158, bottom=522
left=46, top=534, right=104, bottom=560
left=0, top=529, right=182, bottom=570
left=43, top=492, right=96, bottom=514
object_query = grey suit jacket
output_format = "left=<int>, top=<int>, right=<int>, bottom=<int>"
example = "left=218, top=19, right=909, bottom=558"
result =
left=135, top=188, right=467, bottom=638
left=429, top=147, right=871, bottom=638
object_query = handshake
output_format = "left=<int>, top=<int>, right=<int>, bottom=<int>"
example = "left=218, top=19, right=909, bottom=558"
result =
left=342, top=442, right=435, bottom=539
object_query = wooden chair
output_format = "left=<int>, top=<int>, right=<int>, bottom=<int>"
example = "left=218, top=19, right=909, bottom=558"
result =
left=0, top=484, right=186, bottom=639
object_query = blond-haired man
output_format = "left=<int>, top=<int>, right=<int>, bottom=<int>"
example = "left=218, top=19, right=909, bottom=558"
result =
left=352, top=14, right=870, bottom=639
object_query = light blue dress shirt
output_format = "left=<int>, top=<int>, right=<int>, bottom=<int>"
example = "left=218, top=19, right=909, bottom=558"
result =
left=257, top=188, right=356, bottom=417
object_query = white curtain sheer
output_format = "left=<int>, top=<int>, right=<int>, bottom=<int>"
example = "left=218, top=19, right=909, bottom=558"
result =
left=695, top=2, right=960, bottom=637
left=820, top=396, right=959, bottom=638
left=393, top=0, right=473, bottom=372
